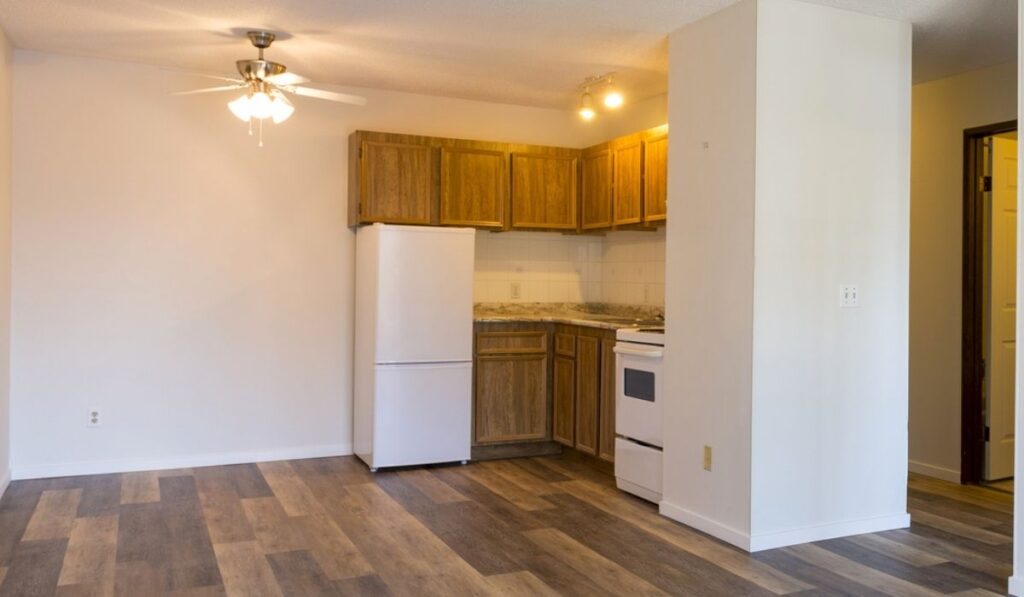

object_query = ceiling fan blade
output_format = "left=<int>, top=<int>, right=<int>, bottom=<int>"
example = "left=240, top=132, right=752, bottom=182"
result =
left=172, top=84, right=246, bottom=96
left=286, top=85, right=367, bottom=106
left=163, top=68, right=244, bottom=84
left=266, top=72, right=310, bottom=86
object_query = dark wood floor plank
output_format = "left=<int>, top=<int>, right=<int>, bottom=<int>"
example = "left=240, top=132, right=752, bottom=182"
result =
left=0, top=538, right=68, bottom=597
left=331, top=574, right=394, bottom=596
left=752, top=549, right=887, bottom=597
left=75, top=474, right=122, bottom=518
left=266, top=550, right=339, bottom=596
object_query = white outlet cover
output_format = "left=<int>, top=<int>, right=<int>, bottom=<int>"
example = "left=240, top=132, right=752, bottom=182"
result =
left=87, top=408, right=101, bottom=427
left=840, top=285, right=859, bottom=308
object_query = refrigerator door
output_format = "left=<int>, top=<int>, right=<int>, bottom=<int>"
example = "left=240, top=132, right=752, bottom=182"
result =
left=368, top=361, right=472, bottom=468
left=373, top=225, right=475, bottom=364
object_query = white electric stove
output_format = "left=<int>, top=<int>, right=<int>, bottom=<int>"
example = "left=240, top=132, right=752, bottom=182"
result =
left=614, top=326, right=664, bottom=503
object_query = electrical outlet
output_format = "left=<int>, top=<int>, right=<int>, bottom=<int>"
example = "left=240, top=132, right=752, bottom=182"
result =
left=703, top=445, right=712, bottom=471
left=510, top=281, right=522, bottom=300
left=840, top=285, right=859, bottom=308
left=88, top=408, right=101, bottom=428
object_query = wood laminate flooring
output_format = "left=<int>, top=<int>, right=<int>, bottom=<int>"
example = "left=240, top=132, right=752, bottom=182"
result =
left=0, top=452, right=1012, bottom=596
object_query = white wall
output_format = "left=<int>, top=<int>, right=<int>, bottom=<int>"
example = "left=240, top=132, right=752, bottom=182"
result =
left=749, top=0, right=911, bottom=548
left=1010, top=4, right=1023, bottom=595
left=10, top=50, right=665, bottom=478
left=909, top=62, right=1017, bottom=482
left=0, top=28, right=12, bottom=493
left=663, top=0, right=910, bottom=551
left=473, top=229, right=666, bottom=306
left=662, top=0, right=757, bottom=546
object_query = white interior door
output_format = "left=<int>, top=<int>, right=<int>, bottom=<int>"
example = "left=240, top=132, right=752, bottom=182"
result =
left=985, top=135, right=1018, bottom=481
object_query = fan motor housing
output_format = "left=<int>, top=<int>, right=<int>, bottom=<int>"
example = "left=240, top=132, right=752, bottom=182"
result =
left=236, top=59, right=287, bottom=82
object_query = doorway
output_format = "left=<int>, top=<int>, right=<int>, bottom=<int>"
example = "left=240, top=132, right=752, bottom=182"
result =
left=962, top=120, right=1018, bottom=488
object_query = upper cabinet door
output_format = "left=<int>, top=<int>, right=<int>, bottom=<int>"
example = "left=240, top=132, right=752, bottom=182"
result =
left=440, top=147, right=508, bottom=228
left=510, top=153, right=579, bottom=230
left=613, top=140, right=643, bottom=226
left=644, top=132, right=668, bottom=223
left=581, top=148, right=613, bottom=230
left=360, top=140, right=435, bottom=225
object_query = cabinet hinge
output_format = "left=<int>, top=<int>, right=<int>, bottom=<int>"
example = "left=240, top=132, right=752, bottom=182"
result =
left=980, top=175, right=992, bottom=193
left=985, top=425, right=991, bottom=442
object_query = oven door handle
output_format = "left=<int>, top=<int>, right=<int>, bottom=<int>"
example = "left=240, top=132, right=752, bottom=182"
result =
left=613, top=345, right=664, bottom=358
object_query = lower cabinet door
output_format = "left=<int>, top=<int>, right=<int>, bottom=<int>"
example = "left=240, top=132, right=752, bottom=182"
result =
left=553, top=355, right=576, bottom=446
left=599, top=334, right=617, bottom=462
left=575, top=335, right=600, bottom=455
left=474, top=354, right=548, bottom=444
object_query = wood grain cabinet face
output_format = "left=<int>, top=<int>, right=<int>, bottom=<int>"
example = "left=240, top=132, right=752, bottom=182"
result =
left=553, top=354, right=576, bottom=446
left=475, top=354, right=548, bottom=444
left=643, top=133, right=668, bottom=223
left=598, top=333, right=617, bottom=462
left=360, top=140, right=435, bottom=224
left=613, top=141, right=644, bottom=226
left=575, top=334, right=601, bottom=455
left=440, top=147, right=508, bottom=228
left=581, top=149, right=613, bottom=230
left=510, top=153, right=579, bottom=230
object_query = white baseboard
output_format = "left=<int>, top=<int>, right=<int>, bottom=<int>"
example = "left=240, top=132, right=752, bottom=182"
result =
left=908, top=459, right=960, bottom=483
left=659, top=500, right=752, bottom=551
left=1009, top=575, right=1024, bottom=596
left=11, top=443, right=353, bottom=480
left=747, top=512, right=910, bottom=552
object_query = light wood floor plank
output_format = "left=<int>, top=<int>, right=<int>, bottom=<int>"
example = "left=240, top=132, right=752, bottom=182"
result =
left=459, top=466, right=555, bottom=511
left=23, top=488, right=83, bottom=541
left=57, top=514, right=118, bottom=594
left=256, top=462, right=322, bottom=517
left=119, top=472, right=160, bottom=505
left=212, top=540, right=282, bottom=597
left=524, top=527, right=667, bottom=596
left=845, top=532, right=948, bottom=567
left=483, top=460, right=562, bottom=496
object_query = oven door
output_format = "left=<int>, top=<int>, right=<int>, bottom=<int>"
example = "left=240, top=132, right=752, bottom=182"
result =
left=614, top=341, right=664, bottom=447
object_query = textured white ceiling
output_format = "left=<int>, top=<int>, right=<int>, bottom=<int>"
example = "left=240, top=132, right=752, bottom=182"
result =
left=0, top=0, right=1015, bottom=109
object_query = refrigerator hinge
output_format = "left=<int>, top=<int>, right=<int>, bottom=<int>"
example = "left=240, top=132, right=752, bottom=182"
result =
left=980, top=175, right=992, bottom=193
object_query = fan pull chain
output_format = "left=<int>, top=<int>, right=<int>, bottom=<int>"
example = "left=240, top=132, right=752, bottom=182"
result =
left=259, top=118, right=264, bottom=148
left=248, top=118, right=253, bottom=136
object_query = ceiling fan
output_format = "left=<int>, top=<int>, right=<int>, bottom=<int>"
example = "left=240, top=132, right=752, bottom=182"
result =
left=174, top=30, right=366, bottom=144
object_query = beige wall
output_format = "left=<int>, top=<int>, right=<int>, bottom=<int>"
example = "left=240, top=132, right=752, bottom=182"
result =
left=910, top=61, right=1017, bottom=481
left=0, top=27, right=11, bottom=491
left=10, top=50, right=666, bottom=477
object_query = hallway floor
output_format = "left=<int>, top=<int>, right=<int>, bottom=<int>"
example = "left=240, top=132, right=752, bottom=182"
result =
left=0, top=452, right=1012, bottom=596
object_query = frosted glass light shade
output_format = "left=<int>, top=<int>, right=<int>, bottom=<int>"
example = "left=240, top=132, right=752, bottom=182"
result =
left=227, top=95, right=252, bottom=121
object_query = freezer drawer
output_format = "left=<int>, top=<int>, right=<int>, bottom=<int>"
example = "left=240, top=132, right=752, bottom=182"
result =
left=362, top=362, right=472, bottom=469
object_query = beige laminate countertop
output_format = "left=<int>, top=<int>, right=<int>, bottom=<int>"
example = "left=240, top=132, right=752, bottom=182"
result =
left=473, top=303, right=664, bottom=331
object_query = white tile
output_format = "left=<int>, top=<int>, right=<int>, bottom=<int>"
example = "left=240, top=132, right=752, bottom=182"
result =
left=626, top=283, right=645, bottom=304
left=548, top=240, right=571, bottom=262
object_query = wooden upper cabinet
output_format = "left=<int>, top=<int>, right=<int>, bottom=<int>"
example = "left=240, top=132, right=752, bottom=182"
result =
left=440, top=147, right=508, bottom=228
left=613, top=140, right=644, bottom=226
left=581, top=147, right=613, bottom=230
left=510, top=153, right=579, bottom=230
left=644, top=131, right=668, bottom=223
left=356, top=137, right=435, bottom=225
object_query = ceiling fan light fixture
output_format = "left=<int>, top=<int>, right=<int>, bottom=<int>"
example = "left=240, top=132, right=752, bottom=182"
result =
left=249, top=91, right=274, bottom=120
left=227, top=94, right=252, bottom=121
left=271, top=93, right=295, bottom=124
left=578, top=90, right=596, bottom=121
left=603, top=82, right=624, bottom=109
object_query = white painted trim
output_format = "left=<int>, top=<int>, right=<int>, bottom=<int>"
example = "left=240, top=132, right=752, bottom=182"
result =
left=748, top=513, right=910, bottom=552
left=908, top=459, right=961, bottom=483
left=0, top=467, right=10, bottom=498
left=11, top=443, right=353, bottom=480
left=1010, top=575, right=1024, bottom=596
left=659, top=500, right=752, bottom=551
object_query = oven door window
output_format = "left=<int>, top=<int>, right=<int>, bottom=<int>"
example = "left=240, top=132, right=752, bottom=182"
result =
left=624, top=368, right=656, bottom=402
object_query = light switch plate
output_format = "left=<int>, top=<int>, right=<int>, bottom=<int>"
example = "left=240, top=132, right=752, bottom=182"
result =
left=840, top=285, right=859, bottom=308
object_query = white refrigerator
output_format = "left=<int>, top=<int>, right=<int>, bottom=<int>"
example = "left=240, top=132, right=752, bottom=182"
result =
left=353, top=223, right=476, bottom=470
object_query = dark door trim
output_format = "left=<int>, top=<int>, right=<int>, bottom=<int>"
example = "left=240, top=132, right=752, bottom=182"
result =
left=961, top=119, right=1017, bottom=484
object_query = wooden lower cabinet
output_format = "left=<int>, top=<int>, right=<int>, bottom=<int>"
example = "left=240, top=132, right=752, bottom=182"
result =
left=472, top=322, right=617, bottom=461
left=598, top=333, right=617, bottom=462
left=575, top=333, right=601, bottom=455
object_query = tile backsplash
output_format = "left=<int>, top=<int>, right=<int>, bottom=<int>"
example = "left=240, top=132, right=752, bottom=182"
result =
left=474, top=228, right=665, bottom=306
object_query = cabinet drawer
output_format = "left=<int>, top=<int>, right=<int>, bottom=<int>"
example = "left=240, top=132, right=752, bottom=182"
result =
left=476, top=331, right=547, bottom=355
left=554, top=332, right=576, bottom=357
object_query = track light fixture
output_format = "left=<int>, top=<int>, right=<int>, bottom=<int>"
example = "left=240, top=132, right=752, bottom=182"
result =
left=576, top=73, right=624, bottom=121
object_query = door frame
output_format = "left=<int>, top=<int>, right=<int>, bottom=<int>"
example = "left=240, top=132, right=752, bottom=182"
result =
left=961, top=119, right=1017, bottom=484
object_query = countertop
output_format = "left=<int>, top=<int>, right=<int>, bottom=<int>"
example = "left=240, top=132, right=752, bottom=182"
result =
left=473, top=302, right=664, bottom=330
